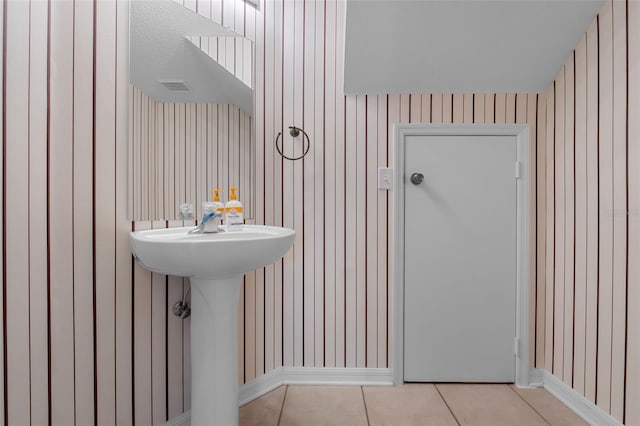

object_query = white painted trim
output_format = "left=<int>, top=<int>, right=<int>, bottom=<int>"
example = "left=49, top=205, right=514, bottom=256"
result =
left=392, top=126, right=407, bottom=386
left=167, top=367, right=619, bottom=426
left=238, top=367, right=284, bottom=405
left=283, top=367, right=393, bottom=386
left=392, top=124, right=531, bottom=387
left=514, top=126, right=532, bottom=388
left=166, top=411, right=191, bottom=426
left=527, top=368, right=544, bottom=388
left=166, top=367, right=393, bottom=425
left=530, top=369, right=623, bottom=426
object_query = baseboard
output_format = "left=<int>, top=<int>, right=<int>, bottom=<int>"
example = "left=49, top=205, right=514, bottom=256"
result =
left=238, top=367, right=284, bottom=405
left=283, top=367, right=393, bottom=386
left=166, top=367, right=393, bottom=425
left=166, top=411, right=191, bottom=426
left=169, top=368, right=622, bottom=426
left=527, top=368, right=544, bottom=387
left=531, top=369, right=623, bottom=426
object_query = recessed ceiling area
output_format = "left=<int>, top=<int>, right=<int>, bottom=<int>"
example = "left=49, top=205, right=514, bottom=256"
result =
left=344, top=0, right=604, bottom=95
left=130, top=0, right=252, bottom=114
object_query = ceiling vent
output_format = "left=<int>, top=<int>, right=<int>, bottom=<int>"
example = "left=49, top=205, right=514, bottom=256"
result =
left=159, top=80, right=190, bottom=91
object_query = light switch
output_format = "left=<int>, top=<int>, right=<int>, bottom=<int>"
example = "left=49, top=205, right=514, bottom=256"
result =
left=378, top=167, right=393, bottom=190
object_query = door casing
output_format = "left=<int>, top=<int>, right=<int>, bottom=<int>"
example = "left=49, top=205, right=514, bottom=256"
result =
left=392, top=124, right=531, bottom=387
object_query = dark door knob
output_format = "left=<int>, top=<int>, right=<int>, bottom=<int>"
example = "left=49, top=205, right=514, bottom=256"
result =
left=410, top=173, right=424, bottom=185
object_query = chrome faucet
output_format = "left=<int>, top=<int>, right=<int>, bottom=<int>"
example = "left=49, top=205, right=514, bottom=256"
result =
left=189, top=211, right=224, bottom=234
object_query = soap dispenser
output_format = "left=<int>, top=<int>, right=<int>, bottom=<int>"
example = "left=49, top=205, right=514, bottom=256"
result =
left=212, top=189, right=225, bottom=222
left=225, top=187, right=244, bottom=231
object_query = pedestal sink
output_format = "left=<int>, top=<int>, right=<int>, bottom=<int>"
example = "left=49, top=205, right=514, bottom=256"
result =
left=129, top=225, right=295, bottom=426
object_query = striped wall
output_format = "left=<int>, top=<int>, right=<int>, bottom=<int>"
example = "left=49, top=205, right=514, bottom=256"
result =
left=128, top=85, right=254, bottom=221
left=537, top=1, right=640, bottom=424
left=166, top=0, right=540, bottom=378
left=187, top=35, right=254, bottom=89
left=1, top=0, right=131, bottom=424
left=0, top=0, right=4, bottom=417
left=1, top=0, right=541, bottom=423
left=3, top=0, right=638, bottom=425
left=179, top=0, right=256, bottom=90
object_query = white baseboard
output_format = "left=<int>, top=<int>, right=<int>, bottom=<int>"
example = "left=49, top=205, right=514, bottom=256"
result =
left=166, top=411, right=190, bottom=426
left=167, top=367, right=393, bottom=425
left=531, top=369, right=622, bottom=426
left=527, top=368, right=544, bottom=387
left=283, top=367, right=393, bottom=387
left=169, top=367, right=624, bottom=426
left=168, top=367, right=622, bottom=426
left=238, top=367, right=284, bottom=405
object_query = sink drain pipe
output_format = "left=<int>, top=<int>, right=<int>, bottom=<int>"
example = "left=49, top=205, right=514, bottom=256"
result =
left=172, top=287, right=191, bottom=319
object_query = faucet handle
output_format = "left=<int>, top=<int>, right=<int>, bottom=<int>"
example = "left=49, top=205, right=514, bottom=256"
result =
left=199, top=207, right=223, bottom=233
left=179, top=203, right=194, bottom=220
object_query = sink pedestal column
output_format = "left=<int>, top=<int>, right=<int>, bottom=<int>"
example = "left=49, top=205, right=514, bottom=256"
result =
left=189, top=277, right=243, bottom=426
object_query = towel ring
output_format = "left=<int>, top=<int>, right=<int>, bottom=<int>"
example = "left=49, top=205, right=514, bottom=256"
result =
left=275, top=126, right=311, bottom=161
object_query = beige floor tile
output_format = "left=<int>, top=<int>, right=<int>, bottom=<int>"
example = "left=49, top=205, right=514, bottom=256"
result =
left=279, top=385, right=368, bottom=426
left=363, top=384, right=458, bottom=426
left=510, top=385, right=588, bottom=426
left=436, top=384, right=548, bottom=426
left=240, top=385, right=286, bottom=426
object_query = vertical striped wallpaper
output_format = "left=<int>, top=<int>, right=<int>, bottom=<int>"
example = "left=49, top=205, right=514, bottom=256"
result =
left=2, top=0, right=637, bottom=425
left=169, top=0, right=540, bottom=383
left=2, top=0, right=131, bottom=424
left=128, top=85, right=254, bottom=221
left=0, top=0, right=4, bottom=420
left=180, top=0, right=257, bottom=90
left=537, top=1, right=639, bottom=424
left=187, top=35, right=254, bottom=89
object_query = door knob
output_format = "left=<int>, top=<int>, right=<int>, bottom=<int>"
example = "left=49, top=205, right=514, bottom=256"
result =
left=410, top=173, right=424, bottom=185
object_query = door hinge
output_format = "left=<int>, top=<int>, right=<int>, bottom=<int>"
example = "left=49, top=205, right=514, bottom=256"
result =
left=514, top=337, right=521, bottom=358
left=514, top=161, right=522, bottom=179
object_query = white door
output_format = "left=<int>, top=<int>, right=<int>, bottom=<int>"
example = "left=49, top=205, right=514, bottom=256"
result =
left=403, top=134, right=517, bottom=382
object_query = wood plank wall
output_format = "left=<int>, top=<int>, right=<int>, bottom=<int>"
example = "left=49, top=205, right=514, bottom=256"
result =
left=538, top=1, right=640, bottom=424
left=128, top=86, right=254, bottom=221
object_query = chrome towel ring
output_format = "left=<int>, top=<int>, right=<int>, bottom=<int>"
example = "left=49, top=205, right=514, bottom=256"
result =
left=275, top=126, right=311, bottom=161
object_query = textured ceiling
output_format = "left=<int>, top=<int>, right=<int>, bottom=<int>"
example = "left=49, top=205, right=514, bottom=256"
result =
left=344, top=0, right=604, bottom=95
left=130, top=0, right=252, bottom=114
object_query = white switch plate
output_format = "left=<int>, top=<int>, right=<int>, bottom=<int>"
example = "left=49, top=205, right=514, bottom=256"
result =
left=378, top=167, right=393, bottom=190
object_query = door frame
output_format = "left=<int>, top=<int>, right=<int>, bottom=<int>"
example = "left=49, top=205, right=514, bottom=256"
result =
left=392, top=124, right=531, bottom=387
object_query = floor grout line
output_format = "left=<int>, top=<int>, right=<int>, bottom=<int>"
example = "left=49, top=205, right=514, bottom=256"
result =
left=360, top=386, right=371, bottom=426
left=507, top=384, right=552, bottom=426
left=251, top=383, right=580, bottom=426
left=434, top=384, right=462, bottom=426
left=276, top=385, right=289, bottom=426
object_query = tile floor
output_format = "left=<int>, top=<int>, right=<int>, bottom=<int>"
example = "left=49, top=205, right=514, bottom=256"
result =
left=239, top=384, right=588, bottom=426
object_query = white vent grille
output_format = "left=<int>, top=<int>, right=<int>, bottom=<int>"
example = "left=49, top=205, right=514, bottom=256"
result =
left=159, top=80, right=190, bottom=91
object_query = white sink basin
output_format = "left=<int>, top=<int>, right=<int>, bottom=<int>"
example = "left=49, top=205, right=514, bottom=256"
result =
left=129, top=224, right=295, bottom=426
left=130, top=224, right=295, bottom=279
